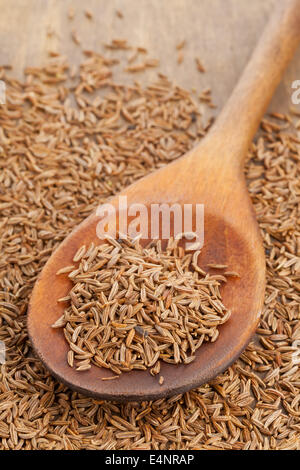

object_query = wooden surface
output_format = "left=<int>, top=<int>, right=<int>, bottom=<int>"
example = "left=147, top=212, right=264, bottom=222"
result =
left=27, top=0, right=300, bottom=401
left=1, top=0, right=300, bottom=115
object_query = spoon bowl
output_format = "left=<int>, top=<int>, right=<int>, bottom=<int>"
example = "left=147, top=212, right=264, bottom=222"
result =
left=28, top=149, right=265, bottom=401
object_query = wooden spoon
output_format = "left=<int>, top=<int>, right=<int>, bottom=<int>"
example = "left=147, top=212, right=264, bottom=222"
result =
left=28, top=0, right=300, bottom=401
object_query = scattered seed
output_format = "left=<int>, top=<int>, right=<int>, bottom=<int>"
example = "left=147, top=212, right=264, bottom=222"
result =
left=0, top=40, right=299, bottom=451
left=101, top=375, right=120, bottom=381
left=84, top=9, right=93, bottom=20
left=195, top=57, right=205, bottom=73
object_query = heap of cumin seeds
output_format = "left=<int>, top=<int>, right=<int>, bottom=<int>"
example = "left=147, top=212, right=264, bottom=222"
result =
left=0, top=43, right=299, bottom=450
left=52, top=236, right=231, bottom=376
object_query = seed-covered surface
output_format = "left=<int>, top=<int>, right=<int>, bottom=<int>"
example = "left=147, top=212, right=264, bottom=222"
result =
left=0, top=51, right=299, bottom=449
left=52, top=238, right=231, bottom=376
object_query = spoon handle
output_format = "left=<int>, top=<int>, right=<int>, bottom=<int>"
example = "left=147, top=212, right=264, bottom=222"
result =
left=209, top=0, right=300, bottom=166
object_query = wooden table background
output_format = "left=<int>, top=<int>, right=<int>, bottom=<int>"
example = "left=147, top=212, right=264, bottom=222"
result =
left=0, top=0, right=300, bottom=115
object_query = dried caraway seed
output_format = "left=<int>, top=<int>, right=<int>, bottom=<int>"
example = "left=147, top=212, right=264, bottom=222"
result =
left=53, top=237, right=232, bottom=377
left=0, top=44, right=299, bottom=450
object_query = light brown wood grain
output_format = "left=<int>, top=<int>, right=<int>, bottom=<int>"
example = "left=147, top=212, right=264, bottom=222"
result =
left=27, top=0, right=300, bottom=401
left=0, top=0, right=299, bottom=116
